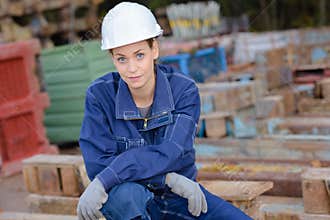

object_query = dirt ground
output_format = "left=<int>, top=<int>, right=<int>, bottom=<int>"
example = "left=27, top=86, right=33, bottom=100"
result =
left=0, top=173, right=30, bottom=212
left=0, top=145, right=81, bottom=213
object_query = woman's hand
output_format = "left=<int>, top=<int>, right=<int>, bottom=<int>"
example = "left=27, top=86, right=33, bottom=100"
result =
left=77, top=177, right=108, bottom=220
left=166, top=172, right=208, bottom=217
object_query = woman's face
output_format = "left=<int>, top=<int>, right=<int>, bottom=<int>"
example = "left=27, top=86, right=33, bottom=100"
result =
left=111, top=40, right=159, bottom=91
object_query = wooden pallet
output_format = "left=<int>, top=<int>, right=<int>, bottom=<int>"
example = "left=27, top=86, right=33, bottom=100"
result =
left=302, top=168, right=330, bottom=214
left=2, top=0, right=103, bottom=16
left=198, top=81, right=256, bottom=112
left=22, top=154, right=89, bottom=196
left=255, top=96, right=285, bottom=119
left=316, top=77, right=330, bottom=99
left=258, top=196, right=330, bottom=220
left=298, top=97, right=330, bottom=114
left=195, top=137, right=330, bottom=161
left=195, top=137, right=330, bottom=197
left=274, top=116, right=330, bottom=135
left=26, top=194, right=79, bottom=215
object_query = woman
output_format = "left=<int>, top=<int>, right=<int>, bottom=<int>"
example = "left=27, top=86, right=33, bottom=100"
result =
left=77, top=2, right=252, bottom=220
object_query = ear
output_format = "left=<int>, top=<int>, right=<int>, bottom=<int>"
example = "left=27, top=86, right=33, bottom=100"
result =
left=152, top=40, right=159, bottom=60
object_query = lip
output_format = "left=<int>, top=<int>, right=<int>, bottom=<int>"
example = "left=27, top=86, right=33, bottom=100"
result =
left=128, top=75, right=142, bottom=80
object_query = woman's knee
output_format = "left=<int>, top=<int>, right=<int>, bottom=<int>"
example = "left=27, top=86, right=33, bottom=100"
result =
left=101, top=182, right=153, bottom=220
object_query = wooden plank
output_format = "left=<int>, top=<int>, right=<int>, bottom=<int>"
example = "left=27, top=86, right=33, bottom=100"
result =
left=195, top=137, right=330, bottom=161
left=197, top=160, right=303, bottom=197
left=298, top=97, right=330, bottom=113
left=38, top=166, right=61, bottom=195
left=199, top=180, right=273, bottom=201
left=26, top=194, right=79, bottom=215
left=281, top=117, right=330, bottom=127
left=22, top=166, right=39, bottom=193
left=302, top=168, right=330, bottom=214
left=61, top=167, right=80, bottom=196
left=268, top=116, right=330, bottom=135
left=294, top=63, right=330, bottom=71
left=0, top=212, right=78, bottom=220
left=23, top=154, right=83, bottom=166
left=263, top=134, right=330, bottom=141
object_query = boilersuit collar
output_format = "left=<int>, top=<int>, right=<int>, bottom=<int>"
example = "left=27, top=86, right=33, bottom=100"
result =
left=115, top=64, right=175, bottom=120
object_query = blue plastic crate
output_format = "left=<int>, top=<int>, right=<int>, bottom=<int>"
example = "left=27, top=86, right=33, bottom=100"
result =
left=159, top=53, right=190, bottom=75
left=159, top=47, right=227, bottom=82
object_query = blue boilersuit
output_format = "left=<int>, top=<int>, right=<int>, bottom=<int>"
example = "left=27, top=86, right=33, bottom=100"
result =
left=79, top=64, right=252, bottom=220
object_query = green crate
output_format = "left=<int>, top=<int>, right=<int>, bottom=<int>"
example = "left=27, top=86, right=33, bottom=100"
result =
left=41, top=40, right=117, bottom=143
left=45, top=112, right=84, bottom=126
left=47, top=82, right=89, bottom=99
left=83, top=41, right=111, bottom=60
left=41, top=45, right=86, bottom=71
left=46, top=98, right=85, bottom=113
left=89, top=57, right=115, bottom=73
left=44, top=69, right=90, bottom=85
left=46, top=126, right=81, bottom=143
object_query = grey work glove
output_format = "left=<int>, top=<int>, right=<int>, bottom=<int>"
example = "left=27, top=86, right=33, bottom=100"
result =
left=166, top=172, right=208, bottom=217
left=77, top=177, right=108, bottom=220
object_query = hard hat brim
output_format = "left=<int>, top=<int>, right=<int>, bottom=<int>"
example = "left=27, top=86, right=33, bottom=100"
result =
left=101, top=30, right=163, bottom=50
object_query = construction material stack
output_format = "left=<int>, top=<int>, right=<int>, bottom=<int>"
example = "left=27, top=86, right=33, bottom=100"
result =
left=0, top=39, right=58, bottom=176
left=22, top=154, right=89, bottom=215
left=40, top=40, right=116, bottom=143
left=0, top=0, right=104, bottom=47
left=257, top=168, right=330, bottom=219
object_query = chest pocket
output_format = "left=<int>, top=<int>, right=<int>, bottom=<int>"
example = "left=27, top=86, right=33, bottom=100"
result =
left=112, top=136, right=145, bottom=154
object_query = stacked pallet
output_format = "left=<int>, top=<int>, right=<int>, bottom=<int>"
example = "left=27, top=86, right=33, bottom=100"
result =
left=40, top=40, right=115, bottom=143
left=195, top=137, right=330, bottom=197
left=252, top=44, right=330, bottom=137
left=256, top=168, right=330, bottom=219
left=198, top=81, right=257, bottom=138
left=22, top=154, right=89, bottom=215
left=0, top=0, right=104, bottom=46
left=0, top=39, right=57, bottom=176
left=297, top=75, right=330, bottom=116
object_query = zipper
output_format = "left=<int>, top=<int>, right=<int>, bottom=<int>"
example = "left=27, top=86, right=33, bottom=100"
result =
left=143, top=118, right=148, bottom=129
left=125, top=111, right=169, bottom=129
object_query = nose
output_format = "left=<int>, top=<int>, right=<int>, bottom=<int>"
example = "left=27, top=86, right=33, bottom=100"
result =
left=127, top=60, right=138, bottom=73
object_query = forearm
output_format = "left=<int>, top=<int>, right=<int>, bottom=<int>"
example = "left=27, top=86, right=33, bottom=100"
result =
left=97, top=140, right=195, bottom=191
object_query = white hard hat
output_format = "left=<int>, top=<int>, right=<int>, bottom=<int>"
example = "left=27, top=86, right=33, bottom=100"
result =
left=101, top=2, right=163, bottom=50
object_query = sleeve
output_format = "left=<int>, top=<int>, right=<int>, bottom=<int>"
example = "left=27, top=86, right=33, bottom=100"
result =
left=79, top=90, right=118, bottom=181
left=97, top=85, right=201, bottom=191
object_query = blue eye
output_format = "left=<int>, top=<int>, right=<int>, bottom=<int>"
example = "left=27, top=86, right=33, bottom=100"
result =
left=136, top=53, right=144, bottom=60
left=117, top=57, right=126, bottom=63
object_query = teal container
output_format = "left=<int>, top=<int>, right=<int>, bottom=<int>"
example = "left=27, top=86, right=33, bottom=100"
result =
left=41, top=40, right=116, bottom=143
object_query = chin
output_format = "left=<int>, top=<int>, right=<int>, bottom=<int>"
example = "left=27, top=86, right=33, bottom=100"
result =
left=128, top=82, right=144, bottom=90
